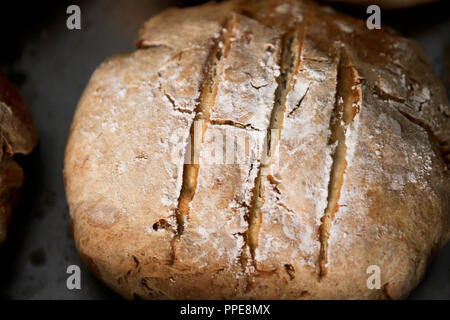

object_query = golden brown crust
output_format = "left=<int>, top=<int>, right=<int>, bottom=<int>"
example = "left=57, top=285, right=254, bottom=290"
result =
left=0, top=72, right=37, bottom=242
left=64, top=0, right=450, bottom=299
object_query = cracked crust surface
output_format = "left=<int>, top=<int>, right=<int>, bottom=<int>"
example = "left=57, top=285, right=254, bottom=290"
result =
left=64, top=0, right=450, bottom=299
left=0, top=72, right=37, bottom=243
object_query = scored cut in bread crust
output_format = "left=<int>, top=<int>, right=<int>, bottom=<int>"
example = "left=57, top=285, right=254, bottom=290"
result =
left=0, top=72, right=37, bottom=243
left=64, top=0, right=450, bottom=299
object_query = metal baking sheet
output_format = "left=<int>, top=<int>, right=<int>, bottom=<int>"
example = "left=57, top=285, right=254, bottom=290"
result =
left=0, top=0, right=448, bottom=299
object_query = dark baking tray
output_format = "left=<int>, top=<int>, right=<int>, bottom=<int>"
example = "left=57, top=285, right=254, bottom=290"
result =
left=0, top=0, right=448, bottom=299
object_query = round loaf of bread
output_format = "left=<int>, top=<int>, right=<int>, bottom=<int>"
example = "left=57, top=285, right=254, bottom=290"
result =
left=0, top=72, right=37, bottom=243
left=64, top=0, right=450, bottom=299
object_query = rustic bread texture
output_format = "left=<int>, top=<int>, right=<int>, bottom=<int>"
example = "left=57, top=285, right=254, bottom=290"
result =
left=64, top=0, right=450, bottom=299
left=0, top=72, right=37, bottom=243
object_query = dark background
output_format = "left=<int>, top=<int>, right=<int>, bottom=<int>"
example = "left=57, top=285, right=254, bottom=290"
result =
left=0, top=0, right=448, bottom=299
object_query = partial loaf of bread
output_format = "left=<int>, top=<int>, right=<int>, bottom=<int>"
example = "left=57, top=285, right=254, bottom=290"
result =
left=0, top=72, right=37, bottom=243
left=64, top=0, right=450, bottom=299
